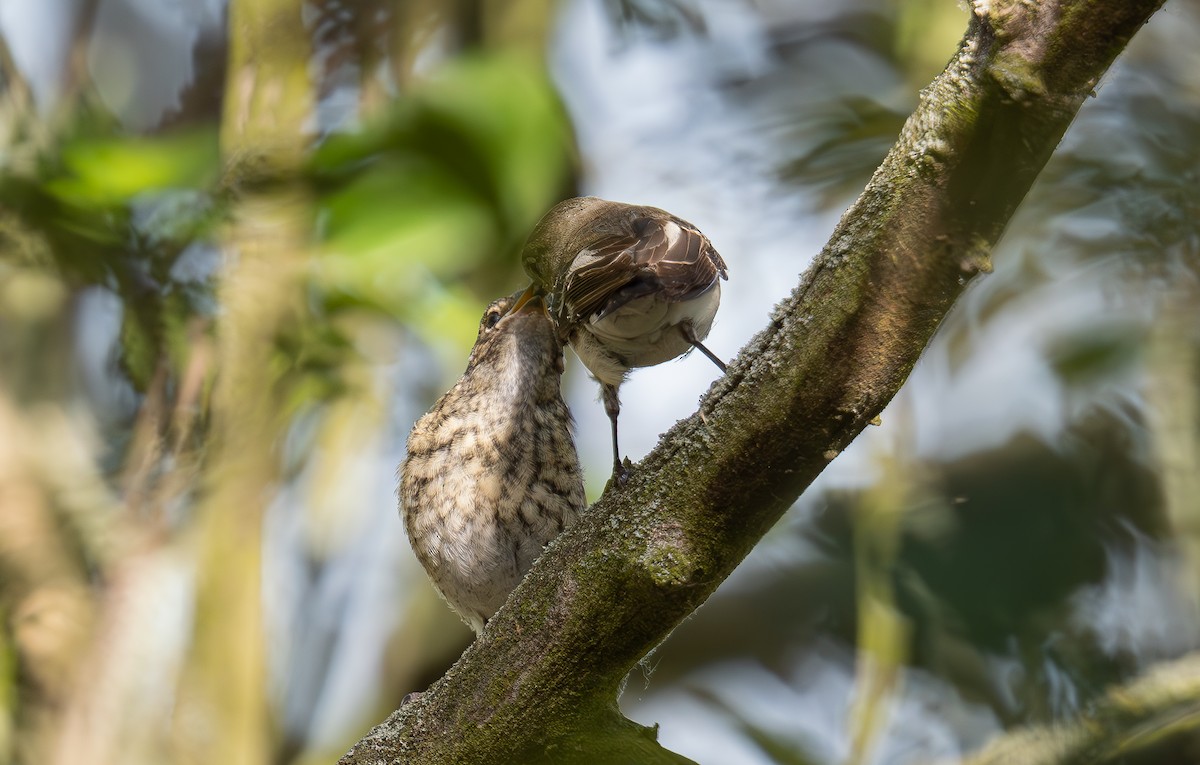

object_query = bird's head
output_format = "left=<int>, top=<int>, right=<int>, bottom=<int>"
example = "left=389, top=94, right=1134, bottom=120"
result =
left=465, top=285, right=565, bottom=380
left=520, top=196, right=624, bottom=288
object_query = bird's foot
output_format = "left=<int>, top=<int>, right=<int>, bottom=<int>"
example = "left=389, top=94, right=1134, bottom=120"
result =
left=401, top=691, right=424, bottom=706
left=681, top=323, right=727, bottom=373
left=611, top=458, right=632, bottom=489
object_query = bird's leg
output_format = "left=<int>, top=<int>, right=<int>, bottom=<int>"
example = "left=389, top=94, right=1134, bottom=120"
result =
left=681, top=322, right=727, bottom=373
left=602, top=382, right=630, bottom=487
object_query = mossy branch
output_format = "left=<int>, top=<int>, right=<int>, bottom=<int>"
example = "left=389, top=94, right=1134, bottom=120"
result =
left=341, top=1, right=1166, bottom=762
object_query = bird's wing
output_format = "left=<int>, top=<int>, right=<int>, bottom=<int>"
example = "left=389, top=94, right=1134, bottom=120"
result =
left=560, top=233, right=643, bottom=321
left=562, top=216, right=726, bottom=322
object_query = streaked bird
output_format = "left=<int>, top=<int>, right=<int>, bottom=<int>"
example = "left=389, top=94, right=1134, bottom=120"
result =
left=522, top=196, right=728, bottom=484
left=399, top=287, right=586, bottom=634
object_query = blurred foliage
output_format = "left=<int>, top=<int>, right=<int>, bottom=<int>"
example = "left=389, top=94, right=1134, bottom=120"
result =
left=0, top=120, right=223, bottom=394
left=311, top=52, right=574, bottom=353
left=777, top=96, right=908, bottom=211
left=603, top=0, right=706, bottom=39
left=0, top=0, right=574, bottom=763
left=847, top=454, right=911, bottom=765
left=1045, top=323, right=1142, bottom=386
left=757, top=2, right=966, bottom=208
left=1036, top=92, right=1200, bottom=267
left=690, top=685, right=823, bottom=765
left=1, top=0, right=1198, bottom=764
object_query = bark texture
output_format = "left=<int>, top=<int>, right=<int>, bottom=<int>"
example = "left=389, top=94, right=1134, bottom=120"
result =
left=341, top=1, right=1167, bottom=762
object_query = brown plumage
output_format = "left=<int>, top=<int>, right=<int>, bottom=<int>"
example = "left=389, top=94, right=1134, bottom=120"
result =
left=399, top=287, right=585, bottom=634
left=522, top=197, right=728, bottom=483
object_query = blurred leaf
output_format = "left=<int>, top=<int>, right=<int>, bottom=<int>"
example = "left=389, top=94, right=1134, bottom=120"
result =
left=849, top=454, right=912, bottom=765
left=313, top=52, right=573, bottom=229
left=413, top=54, right=575, bottom=226
left=1029, top=93, right=1200, bottom=272
left=738, top=726, right=822, bottom=765
left=410, top=282, right=490, bottom=362
left=603, top=0, right=706, bottom=40
left=273, top=318, right=356, bottom=416
left=47, top=129, right=220, bottom=207
left=1046, top=324, right=1143, bottom=386
left=318, top=155, right=496, bottom=282
left=0, top=174, right=128, bottom=278
left=310, top=50, right=576, bottom=357
left=157, top=48, right=582, bottom=436
left=690, top=686, right=821, bottom=765
left=892, top=0, right=970, bottom=87
left=119, top=304, right=158, bottom=392
left=778, top=96, right=905, bottom=208
left=0, top=113, right=223, bottom=396
left=0, top=172, right=222, bottom=294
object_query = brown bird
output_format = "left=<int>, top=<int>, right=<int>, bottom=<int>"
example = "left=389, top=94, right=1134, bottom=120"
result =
left=522, top=197, right=728, bottom=484
left=399, top=287, right=586, bottom=634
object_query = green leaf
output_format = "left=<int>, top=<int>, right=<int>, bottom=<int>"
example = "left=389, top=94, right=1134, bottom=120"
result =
left=47, top=129, right=219, bottom=207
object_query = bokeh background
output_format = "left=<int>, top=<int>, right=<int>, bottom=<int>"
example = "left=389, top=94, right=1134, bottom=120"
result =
left=1, top=1, right=1199, bottom=763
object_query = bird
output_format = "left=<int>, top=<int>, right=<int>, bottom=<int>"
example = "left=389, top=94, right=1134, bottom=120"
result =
left=399, top=286, right=586, bottom=634
left=521, top=196, right=728, bottom=485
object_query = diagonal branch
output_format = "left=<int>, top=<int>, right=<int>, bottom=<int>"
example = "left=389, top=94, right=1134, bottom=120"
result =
left=341, top=1, right=1167, bottom=762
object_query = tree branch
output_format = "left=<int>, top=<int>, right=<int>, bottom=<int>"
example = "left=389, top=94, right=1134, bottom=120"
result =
left=341, top=1, right=1166, bottom=762
left=960, top=651, right=1200, bottom=765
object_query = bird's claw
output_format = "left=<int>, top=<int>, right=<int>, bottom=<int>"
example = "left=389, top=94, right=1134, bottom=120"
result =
left=611, top=459, right=632, bottom=489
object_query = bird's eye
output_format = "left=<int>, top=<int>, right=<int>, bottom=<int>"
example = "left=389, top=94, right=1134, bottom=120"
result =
left=485, top=310, right=503, bottom=329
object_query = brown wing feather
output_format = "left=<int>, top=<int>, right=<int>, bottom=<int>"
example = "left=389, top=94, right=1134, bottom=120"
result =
left=646, top=223, right=724, bottom=302
left=562, top=213, right=728, bottom=322
left=561, top=236, right=642, bottom=321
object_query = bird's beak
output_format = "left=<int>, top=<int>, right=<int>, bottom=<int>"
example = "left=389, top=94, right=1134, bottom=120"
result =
left=511, top=285, right=546, bottom=315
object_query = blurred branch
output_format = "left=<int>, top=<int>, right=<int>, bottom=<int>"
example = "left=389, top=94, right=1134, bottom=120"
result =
left=604, top=0, right=706, bottom=38
left=219, top=0, right=314, bottom=182
left=175, top=0, right=316, bottom=763
left=61, top=0, right=100, bottom=105
left=341, top=1, right=1166, bottom=762
left=957, top=651, right=1200, bottom=765
left=0, top=240, right=128, bottom=764
left=386, top=0, right=558, bottom=93
left=386, top=0, right=445, bottom=92
left=0, top=34, right=34, bottom=150
left=847, top=451, right=913, bottom=765
left=0, top=0, right=98, bottom=169
left=51, top=342, right=215, bottom=757
left=1145, top=296, right=1200, bottom=605
left=0, top=396, right=97, bottom=764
